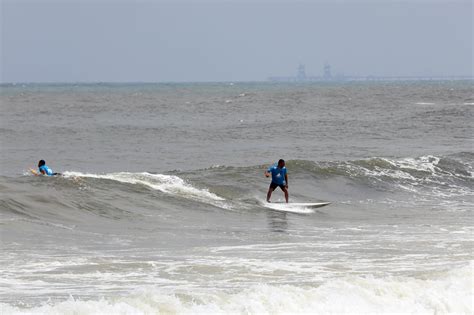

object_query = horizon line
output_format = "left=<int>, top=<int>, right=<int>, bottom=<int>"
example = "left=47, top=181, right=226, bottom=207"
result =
left=1, top=76, right=473, bottom=85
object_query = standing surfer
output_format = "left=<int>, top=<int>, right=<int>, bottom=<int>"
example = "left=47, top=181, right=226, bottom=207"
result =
left=265, top=159, right=289, bottom=203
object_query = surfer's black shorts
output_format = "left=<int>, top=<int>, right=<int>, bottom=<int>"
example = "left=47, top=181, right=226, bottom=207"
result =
left=270, top=182, right=286, bottom=190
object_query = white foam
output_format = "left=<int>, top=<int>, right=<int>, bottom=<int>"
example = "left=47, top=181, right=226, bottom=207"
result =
left=2, top=263, right=472, bottom=314
left=62, top=171, right=228, bottom=208
left=346, top=155, right=473, bottom=204
left=381, top=155, right=441, bottom=175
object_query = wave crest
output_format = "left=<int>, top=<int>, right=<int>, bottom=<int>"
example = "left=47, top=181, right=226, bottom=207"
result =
left=285, top=155, right=473, bottom=198
left=63, top=171, right=228, bottom=207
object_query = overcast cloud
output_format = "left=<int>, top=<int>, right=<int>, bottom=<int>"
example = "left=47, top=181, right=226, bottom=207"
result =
left=1, top=0, right=472, bottom=82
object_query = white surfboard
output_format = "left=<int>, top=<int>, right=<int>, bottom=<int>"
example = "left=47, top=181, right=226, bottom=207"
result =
left=262, top=202, right=331, bottom=213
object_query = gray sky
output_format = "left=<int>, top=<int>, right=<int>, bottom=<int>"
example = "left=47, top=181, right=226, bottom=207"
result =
left=1, top=0, right=472, bottom=82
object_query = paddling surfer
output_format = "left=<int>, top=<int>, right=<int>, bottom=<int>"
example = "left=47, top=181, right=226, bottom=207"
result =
left=32, top=160, right=61, bottom=176
left=265, top=159, right=289, bottom=203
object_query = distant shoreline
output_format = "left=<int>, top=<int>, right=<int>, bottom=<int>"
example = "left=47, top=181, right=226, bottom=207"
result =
left=267, top=75, right=474, bottom=82
left=1, top=78, right=473, bottom=86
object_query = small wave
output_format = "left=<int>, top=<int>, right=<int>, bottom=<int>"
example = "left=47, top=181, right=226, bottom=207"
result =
left=2, top=263, right=471, bottom=314
left=282, top=155, right=474, bottom=205
left=63, top=171, right=229, bottom=208
left=347, top=156, right=473, bottom=201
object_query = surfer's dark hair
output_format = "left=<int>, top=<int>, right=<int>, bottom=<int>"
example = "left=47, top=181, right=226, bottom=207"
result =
left=38, top=160, right=46, bottom=167
left=278, top=159, right=285, bottom=165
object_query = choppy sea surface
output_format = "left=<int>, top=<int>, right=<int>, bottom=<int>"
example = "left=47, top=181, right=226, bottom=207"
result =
left=0, top=82, right=473, bottom=314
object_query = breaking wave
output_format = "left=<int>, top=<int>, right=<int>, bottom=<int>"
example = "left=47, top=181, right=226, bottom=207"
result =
left=285, top=154, right=473, bottom=199
left=62, top=171, right=230, bottom=209
left=3, top=152, right=471, bottom=223
left=2, top=263, right=471, bottom=314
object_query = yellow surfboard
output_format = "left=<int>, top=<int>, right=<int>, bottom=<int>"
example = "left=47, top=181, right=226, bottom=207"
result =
left=29, top=168, right=39, bottom=176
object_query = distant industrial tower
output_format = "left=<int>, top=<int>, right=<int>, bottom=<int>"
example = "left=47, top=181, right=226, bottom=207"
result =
left=297, top=64, right=306, bottom=81
left=323, top=63, right=332, bottom=79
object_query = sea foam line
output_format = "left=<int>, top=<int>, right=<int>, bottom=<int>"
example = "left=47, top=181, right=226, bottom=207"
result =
left=2, top=262, right=472, bottom=315
left=62, top=171, right=229, bottom=208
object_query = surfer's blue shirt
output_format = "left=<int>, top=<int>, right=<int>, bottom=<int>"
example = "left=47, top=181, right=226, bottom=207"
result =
left=267, top=165, right=287, bottom=185
left=39, top=165, right=53, bottom=176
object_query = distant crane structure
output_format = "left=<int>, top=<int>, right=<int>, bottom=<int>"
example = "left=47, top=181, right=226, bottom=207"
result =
left=323, top=63, right=332, bottom=79
left=297, top=64, right=306, bottom=81
left=267, top=63, right=472, bottom=82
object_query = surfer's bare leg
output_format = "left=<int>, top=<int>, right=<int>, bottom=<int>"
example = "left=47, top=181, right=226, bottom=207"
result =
left=282, top=187, right=289, bottom=203
left=266, top=187, right=275, bottom=202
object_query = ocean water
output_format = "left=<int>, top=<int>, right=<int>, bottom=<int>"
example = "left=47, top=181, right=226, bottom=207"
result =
left=0, top=82, right=473, bottom=314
